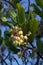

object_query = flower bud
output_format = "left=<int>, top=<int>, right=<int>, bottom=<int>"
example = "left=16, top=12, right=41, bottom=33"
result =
left=12, top=26, right=15, bottom=29
left=15, top=40, right=19, bottom=44
left=18, top=52, right=21, bottom=57
left=20, top=35, right=23, bottom=39
left=17, top=37, right=21, bottom=41
left=19, top=42, right=21, bottom=46
left=10, top=29, right=13, bottom=32
left=20, top=39, right=23, bottom=43
left=28, top=31, right=31, bottom=36
left=14, top=36, right=18, bottom=40
left=11, top=34, right=14, bottom=38
left=24, top=36, right=28, bottom=40
left=18, top=31, right=23, bottom=35
left=15, top=26, right=18, bottom=30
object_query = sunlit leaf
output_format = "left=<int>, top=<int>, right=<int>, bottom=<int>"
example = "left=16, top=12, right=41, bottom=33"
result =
left=9, top=10, right=17, bottom=25
left=1, top=17, right=7, bottom=22
left=28, top=18, right=38, bottom=42
left=1, top=17, right=11, bottom=27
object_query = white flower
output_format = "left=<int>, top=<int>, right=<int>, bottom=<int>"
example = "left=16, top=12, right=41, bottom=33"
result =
left=24, top=36, right=28, bottom=40
left=11, top=34, right=14, bottom=38
left=20, top=35, right=23, bottom=39
left=28, top=31, right=31, bottom=36
left=19, top=42, right=21, bottom=46
left=15, top=41, right=19, bottom=44
left=24, top=42, right=26, bottom=44
left=20, top=39, right=23, bottom=43
left=18, top=52, right=21, bottom=56
left=13, top=36, right=17, bottom=39
left=15, top=26, right=18, bottom=30
left=10, top=29, right=12, bottom=32
left=13, top=40, right=19, bottom=45
left=18, top=31, right=23, bottom=35
left=17, top=37, right=21, bottom=41
left=12, top=26, right=15, bottom=29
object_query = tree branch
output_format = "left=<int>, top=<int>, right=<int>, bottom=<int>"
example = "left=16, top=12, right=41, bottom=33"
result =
left=4, top=0, right=16, bottom=8
left=0, top=55, right=8, bottom=65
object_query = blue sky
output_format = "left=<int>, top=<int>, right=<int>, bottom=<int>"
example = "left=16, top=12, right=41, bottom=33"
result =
left=20, top=0, right=35, bottom=12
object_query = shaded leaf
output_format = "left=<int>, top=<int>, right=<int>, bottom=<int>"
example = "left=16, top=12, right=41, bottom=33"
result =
left=31, top=4, right=43, bottom=18
left=0, top=30, right=3, bottom=45
left=35, top=0, right=43, bottom=9
left=36, top=38, right=43, bottom=54
left=16, top=3, right=25, bottom=25
left=28, top=18, right=38, bottom=42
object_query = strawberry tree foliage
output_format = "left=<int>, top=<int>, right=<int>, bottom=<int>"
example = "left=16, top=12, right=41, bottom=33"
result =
left=0, top=0, right=43, bottom=65
left=31, top=0, right=43, bottom=56
left=31, top=0, right=43, bottom=18
left=0, top=1, right=38, bottom=52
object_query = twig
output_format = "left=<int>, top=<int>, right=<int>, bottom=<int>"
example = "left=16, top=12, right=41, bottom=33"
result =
left=0, top=55, right=8, bottom=65
left=4, top=0, right=16, bottom=8
left=28, top=0, right=30, bottom=13
left=37, top=52, right=43, bottom=59
left=35, top=53, right=40, bottom=65
left=4, top=51, right=10, bottom=60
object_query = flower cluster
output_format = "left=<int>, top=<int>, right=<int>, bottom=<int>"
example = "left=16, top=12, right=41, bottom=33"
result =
left=9, top=26, right=28, bottom=46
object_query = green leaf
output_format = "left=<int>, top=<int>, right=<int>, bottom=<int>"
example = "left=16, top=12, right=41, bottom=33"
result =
left=1, top=17, right=11, bottom=27
left=31, top=4, right=43, bottom=18
left=20, top=22, right=28, bottom=35
left=16, top=3, right=25, bottom=25
left=1, top=17, right=7, bottom=22
left=35, top=0, right=43, bottom=9
left=9, top=10, right=17, bottom=25
left=28, top=18, right=38, bottom=42
left=9, top=10, right=17, bottom=19
left=36, top=38, right=43, bottom=54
